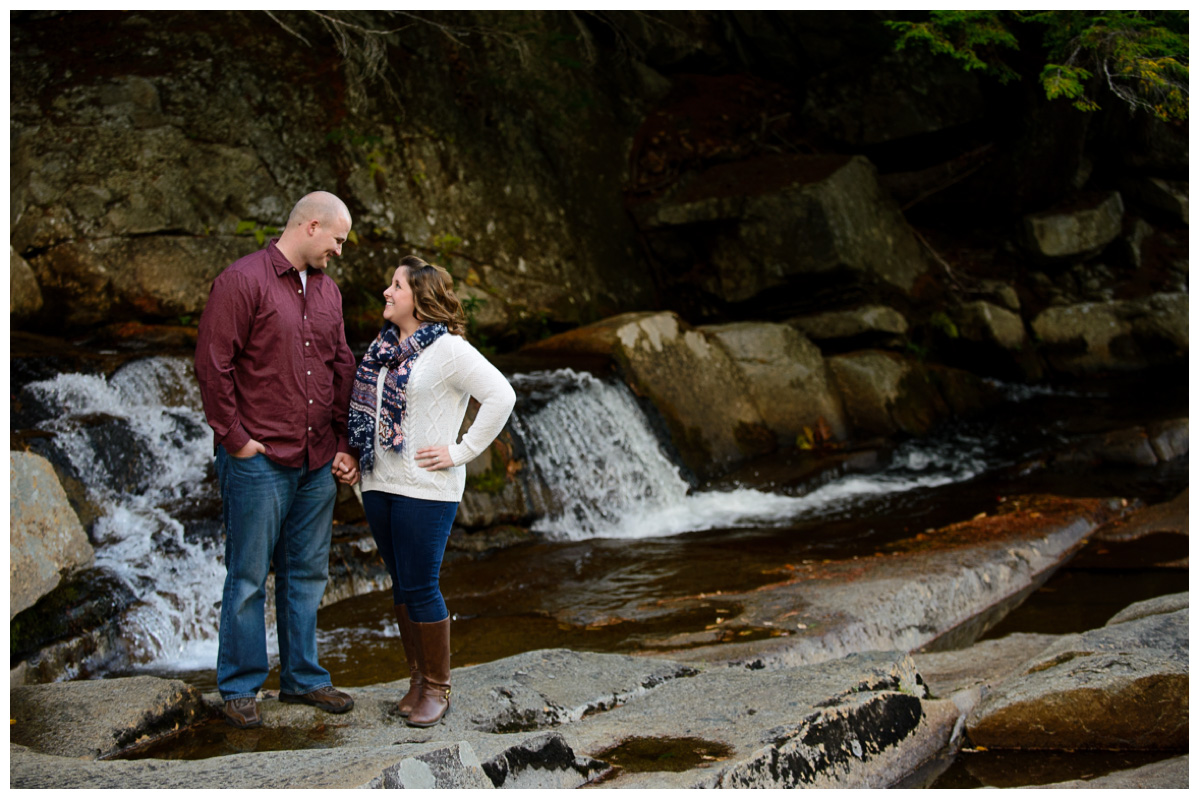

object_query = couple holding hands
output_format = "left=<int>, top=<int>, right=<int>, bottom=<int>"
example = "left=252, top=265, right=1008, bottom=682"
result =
left=195, top=191, right=515, bottom=729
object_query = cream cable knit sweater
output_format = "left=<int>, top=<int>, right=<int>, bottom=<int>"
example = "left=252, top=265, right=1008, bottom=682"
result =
left=360, top=334, right=516, bottom=502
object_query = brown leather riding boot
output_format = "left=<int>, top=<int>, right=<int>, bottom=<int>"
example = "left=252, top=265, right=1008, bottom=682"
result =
left=405, top=617, right=451, bottom=727
left=394, top=604, right=424, bottom=717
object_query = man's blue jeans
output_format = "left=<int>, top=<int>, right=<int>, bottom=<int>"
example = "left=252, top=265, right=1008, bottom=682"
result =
left=215, top=446, right=336, bottom=700
left=361, top=491, right=458, bottom=623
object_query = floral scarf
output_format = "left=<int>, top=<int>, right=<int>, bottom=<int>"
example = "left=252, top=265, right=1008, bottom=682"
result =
left=349, top=321, right=446, bottom=473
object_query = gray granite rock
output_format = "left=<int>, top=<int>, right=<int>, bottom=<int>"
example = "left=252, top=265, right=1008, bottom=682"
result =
left=967, top=607, right=1188, bottom=750
left=1016, top=754, right=1189, bottom=789
left=453, top=647, right=700, bottom=732
left=787, top=304, right=909, bottom=343
left=10, top=741, right=493, bottom=789
left=702, top=321, right=850, bottom=444
left=1107, top=591, right=1189, bottom=627
left=10, top=676, right=210, bottom=759
left=10, top=451, right=94, bottom=618
left=1031, top=293, right=1188, bottom=375
left=10, top=245, right=43, bottom=320
left=558, top=651, right=958, bottom=789
left=8, top=648, right=964, bottom=789
left=1022, top=191, right=1124, bottom=259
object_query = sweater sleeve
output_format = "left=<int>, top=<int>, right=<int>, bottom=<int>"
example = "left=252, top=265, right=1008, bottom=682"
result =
left=444, top=337, right=516, bottom=467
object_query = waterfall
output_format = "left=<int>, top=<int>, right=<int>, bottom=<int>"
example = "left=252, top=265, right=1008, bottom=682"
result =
left=22, top=357, right=225, bottom=669
left=508, top=369, right=993, bottom=542
left=508, top=370, right=691, bottom=538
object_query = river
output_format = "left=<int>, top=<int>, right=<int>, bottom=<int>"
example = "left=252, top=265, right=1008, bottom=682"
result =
left=15, top=354, right=1187, bottom=692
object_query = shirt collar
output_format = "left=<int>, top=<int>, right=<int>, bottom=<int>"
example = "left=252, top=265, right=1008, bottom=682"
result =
left=267, top=238, right=323, bottom=278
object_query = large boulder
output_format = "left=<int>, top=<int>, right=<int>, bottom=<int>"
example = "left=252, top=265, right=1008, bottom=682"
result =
left=953, top=301, right=1027, bottom=352
left=10, top=246, right=43, bottom=320
left=524, top=311, right=773, bottom=477
left=1021, top=191, right=1125, bottom=259
left=966, top=604, right=1189, bottom=750
left=787, top=304, right=909, bottom=349
left=946, top=299, right=1041, bottom=380
left=701, top=321, right=849, bottom=445
left=826, top=350, right=948, bottom=438
left=31, top=236, right=249, bottom=327
left=636, top=154, right=929, bottom=304
left=1031, top=293, right=1188, bottom=374
left=1120, top=176, right=1188, bottom=225
left=10, top=565, right=138, bottom=685
left=10, top=451, right=94, bottom=618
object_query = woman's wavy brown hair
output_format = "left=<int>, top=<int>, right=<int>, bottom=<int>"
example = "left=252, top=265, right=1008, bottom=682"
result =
left=399, top=255, right=467, bottom=337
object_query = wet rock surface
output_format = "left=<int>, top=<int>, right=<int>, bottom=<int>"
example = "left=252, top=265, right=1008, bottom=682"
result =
left=10, top=649, right=957, bottom=789
left=638, top=495, right=1120, bottom=667
left=10, top=676, right=210, bottom=759
left=10, top=565, right=138, bottom=683
left=1013, top=754, right=1188, bottom=789
left=10, top=560, right=1188, bottom=788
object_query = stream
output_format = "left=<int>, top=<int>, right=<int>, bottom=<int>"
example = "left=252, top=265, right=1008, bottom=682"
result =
left=16, top=354, right=1186, bottom=697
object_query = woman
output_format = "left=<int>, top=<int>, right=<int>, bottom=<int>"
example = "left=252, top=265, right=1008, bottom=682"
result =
left=348, top=255, right=515, bottom=727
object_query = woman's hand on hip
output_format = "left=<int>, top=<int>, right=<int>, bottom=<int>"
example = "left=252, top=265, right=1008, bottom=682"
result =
left=415, top=445, right=454, bottom=471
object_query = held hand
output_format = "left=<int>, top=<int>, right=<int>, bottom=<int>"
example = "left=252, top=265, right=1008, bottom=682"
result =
left=415, top=445, right=453, bottom=472
left=332, top=452, right=360, bottom=485
left=232, top=438, right=266, bottom=459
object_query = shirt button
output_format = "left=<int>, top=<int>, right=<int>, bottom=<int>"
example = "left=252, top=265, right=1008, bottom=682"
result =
left=307, top=370, right=311, bottom=376
left=297, top=289, right=302, bottom=294
left=305, top=341, right=310, bottom=346
left=309, top=399, right=314, bottom=404
left=307, top=426, right=312, bottom=431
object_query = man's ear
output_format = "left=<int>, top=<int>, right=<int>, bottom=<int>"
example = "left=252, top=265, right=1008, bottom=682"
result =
left=306, top=219, right=320, bottom=236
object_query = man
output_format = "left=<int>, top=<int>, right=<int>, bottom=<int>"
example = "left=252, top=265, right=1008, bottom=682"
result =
left=195, top=191, right=361, bottom=728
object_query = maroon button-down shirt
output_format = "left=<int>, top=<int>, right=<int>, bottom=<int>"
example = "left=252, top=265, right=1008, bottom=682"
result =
left=194, top=240, right=356, bottom=469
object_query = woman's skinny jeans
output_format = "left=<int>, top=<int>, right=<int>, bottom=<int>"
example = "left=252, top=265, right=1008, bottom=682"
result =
left=362, top=490, right=459, bottom=623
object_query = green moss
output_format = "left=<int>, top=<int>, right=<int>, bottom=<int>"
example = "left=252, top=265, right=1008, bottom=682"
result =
left=930, top=311, right=960, bottom=339
left=466, top=467, right=508, bottom=495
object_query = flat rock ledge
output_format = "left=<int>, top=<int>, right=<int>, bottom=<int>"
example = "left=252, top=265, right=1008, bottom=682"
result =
left=966, top=599, right=1189, bottom=751
left=636, top=495, right=1122, bottom=667
left=11, top=649, right=959, bottom=789
left=11, top=589, right=1188, bottom=789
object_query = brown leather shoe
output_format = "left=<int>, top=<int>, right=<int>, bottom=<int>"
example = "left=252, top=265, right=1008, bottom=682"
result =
left=406, top=617, right=451, bottom=728
left=279, top=686, right=355, bottom=713
left=395, top=604, right=424, bottom=717
left=223, top=697, right=262, bottom=729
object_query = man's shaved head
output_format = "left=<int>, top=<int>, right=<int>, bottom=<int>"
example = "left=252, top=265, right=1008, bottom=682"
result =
left=287, top=191, right=351, bottom=228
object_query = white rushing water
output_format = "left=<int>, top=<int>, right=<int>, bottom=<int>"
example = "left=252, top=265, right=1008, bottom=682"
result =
left=23, top=357, right=230, bottom=668
left=24, top=360, right=995, bottom=668
left=512, top=369, right=991, bottom=542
